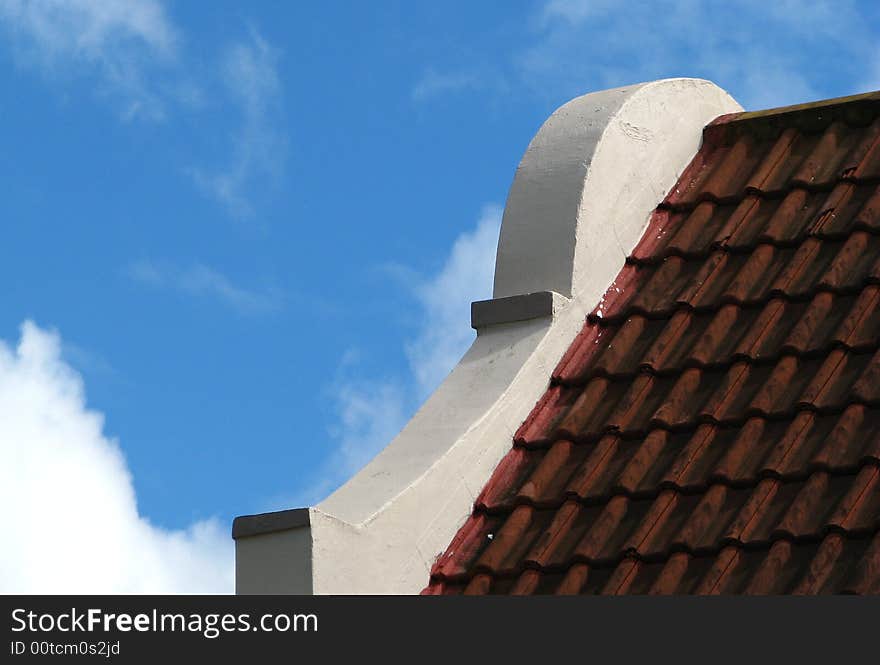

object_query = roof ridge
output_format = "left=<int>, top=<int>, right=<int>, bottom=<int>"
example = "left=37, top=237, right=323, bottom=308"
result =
left=706, top=89, right=880, bottom=143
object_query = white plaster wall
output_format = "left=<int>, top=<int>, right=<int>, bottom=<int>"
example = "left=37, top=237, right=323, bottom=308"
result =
left=495, top=78, right=740, bottom=300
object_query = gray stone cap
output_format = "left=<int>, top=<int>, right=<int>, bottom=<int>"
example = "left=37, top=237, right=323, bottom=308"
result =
left=471, top=291, right=568, bottom=329
left=232, top=507, right=310, bottom=540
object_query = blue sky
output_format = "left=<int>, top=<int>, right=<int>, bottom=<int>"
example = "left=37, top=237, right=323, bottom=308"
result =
left=1, top=0, right=879, bottom=592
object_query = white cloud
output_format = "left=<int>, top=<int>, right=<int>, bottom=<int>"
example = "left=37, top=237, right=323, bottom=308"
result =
left=289, top=205, right=502, bottom=507
left=0, top=0, right=178, bottom=119
left=190, top=28, right=286, bottom=218
left=128, top=259, right=282, bottom=314
left=0, top=321, right=231, bottom=593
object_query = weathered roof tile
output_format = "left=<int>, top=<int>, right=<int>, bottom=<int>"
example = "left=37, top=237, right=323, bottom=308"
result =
left=425, top=91, right=880, bottom=594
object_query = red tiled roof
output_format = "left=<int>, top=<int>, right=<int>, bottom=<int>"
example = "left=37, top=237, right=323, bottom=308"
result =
left=424, top=93, right=880, bottom=595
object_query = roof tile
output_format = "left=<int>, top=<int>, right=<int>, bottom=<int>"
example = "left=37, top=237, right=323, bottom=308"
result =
left=427, top=93, right=880, bottom=594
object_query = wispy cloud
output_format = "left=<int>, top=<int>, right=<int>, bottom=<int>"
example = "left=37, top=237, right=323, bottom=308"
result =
left=189, top=28, right=286, bottom=218
left=404, top=205, right=502, bottom=398
left=539, top=0, right=617, bottom=25
left=61, top=339, right=118, bottom=378
left=0, top=321, right=231, bottom=592
left=128, top=259, right=282, bottom=314
left=288, top=205, right=502, bottom=507
left=291, top=368, right=410, bottom=507
left=405, top=1, right=876, bottom=110
left=412, top=68, right=483, bottom=102
left=0, top=0, right=178, bottom=119
left=0, top=3, right=286, bottom=216
left=525, top=0, right=876, bottom=110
